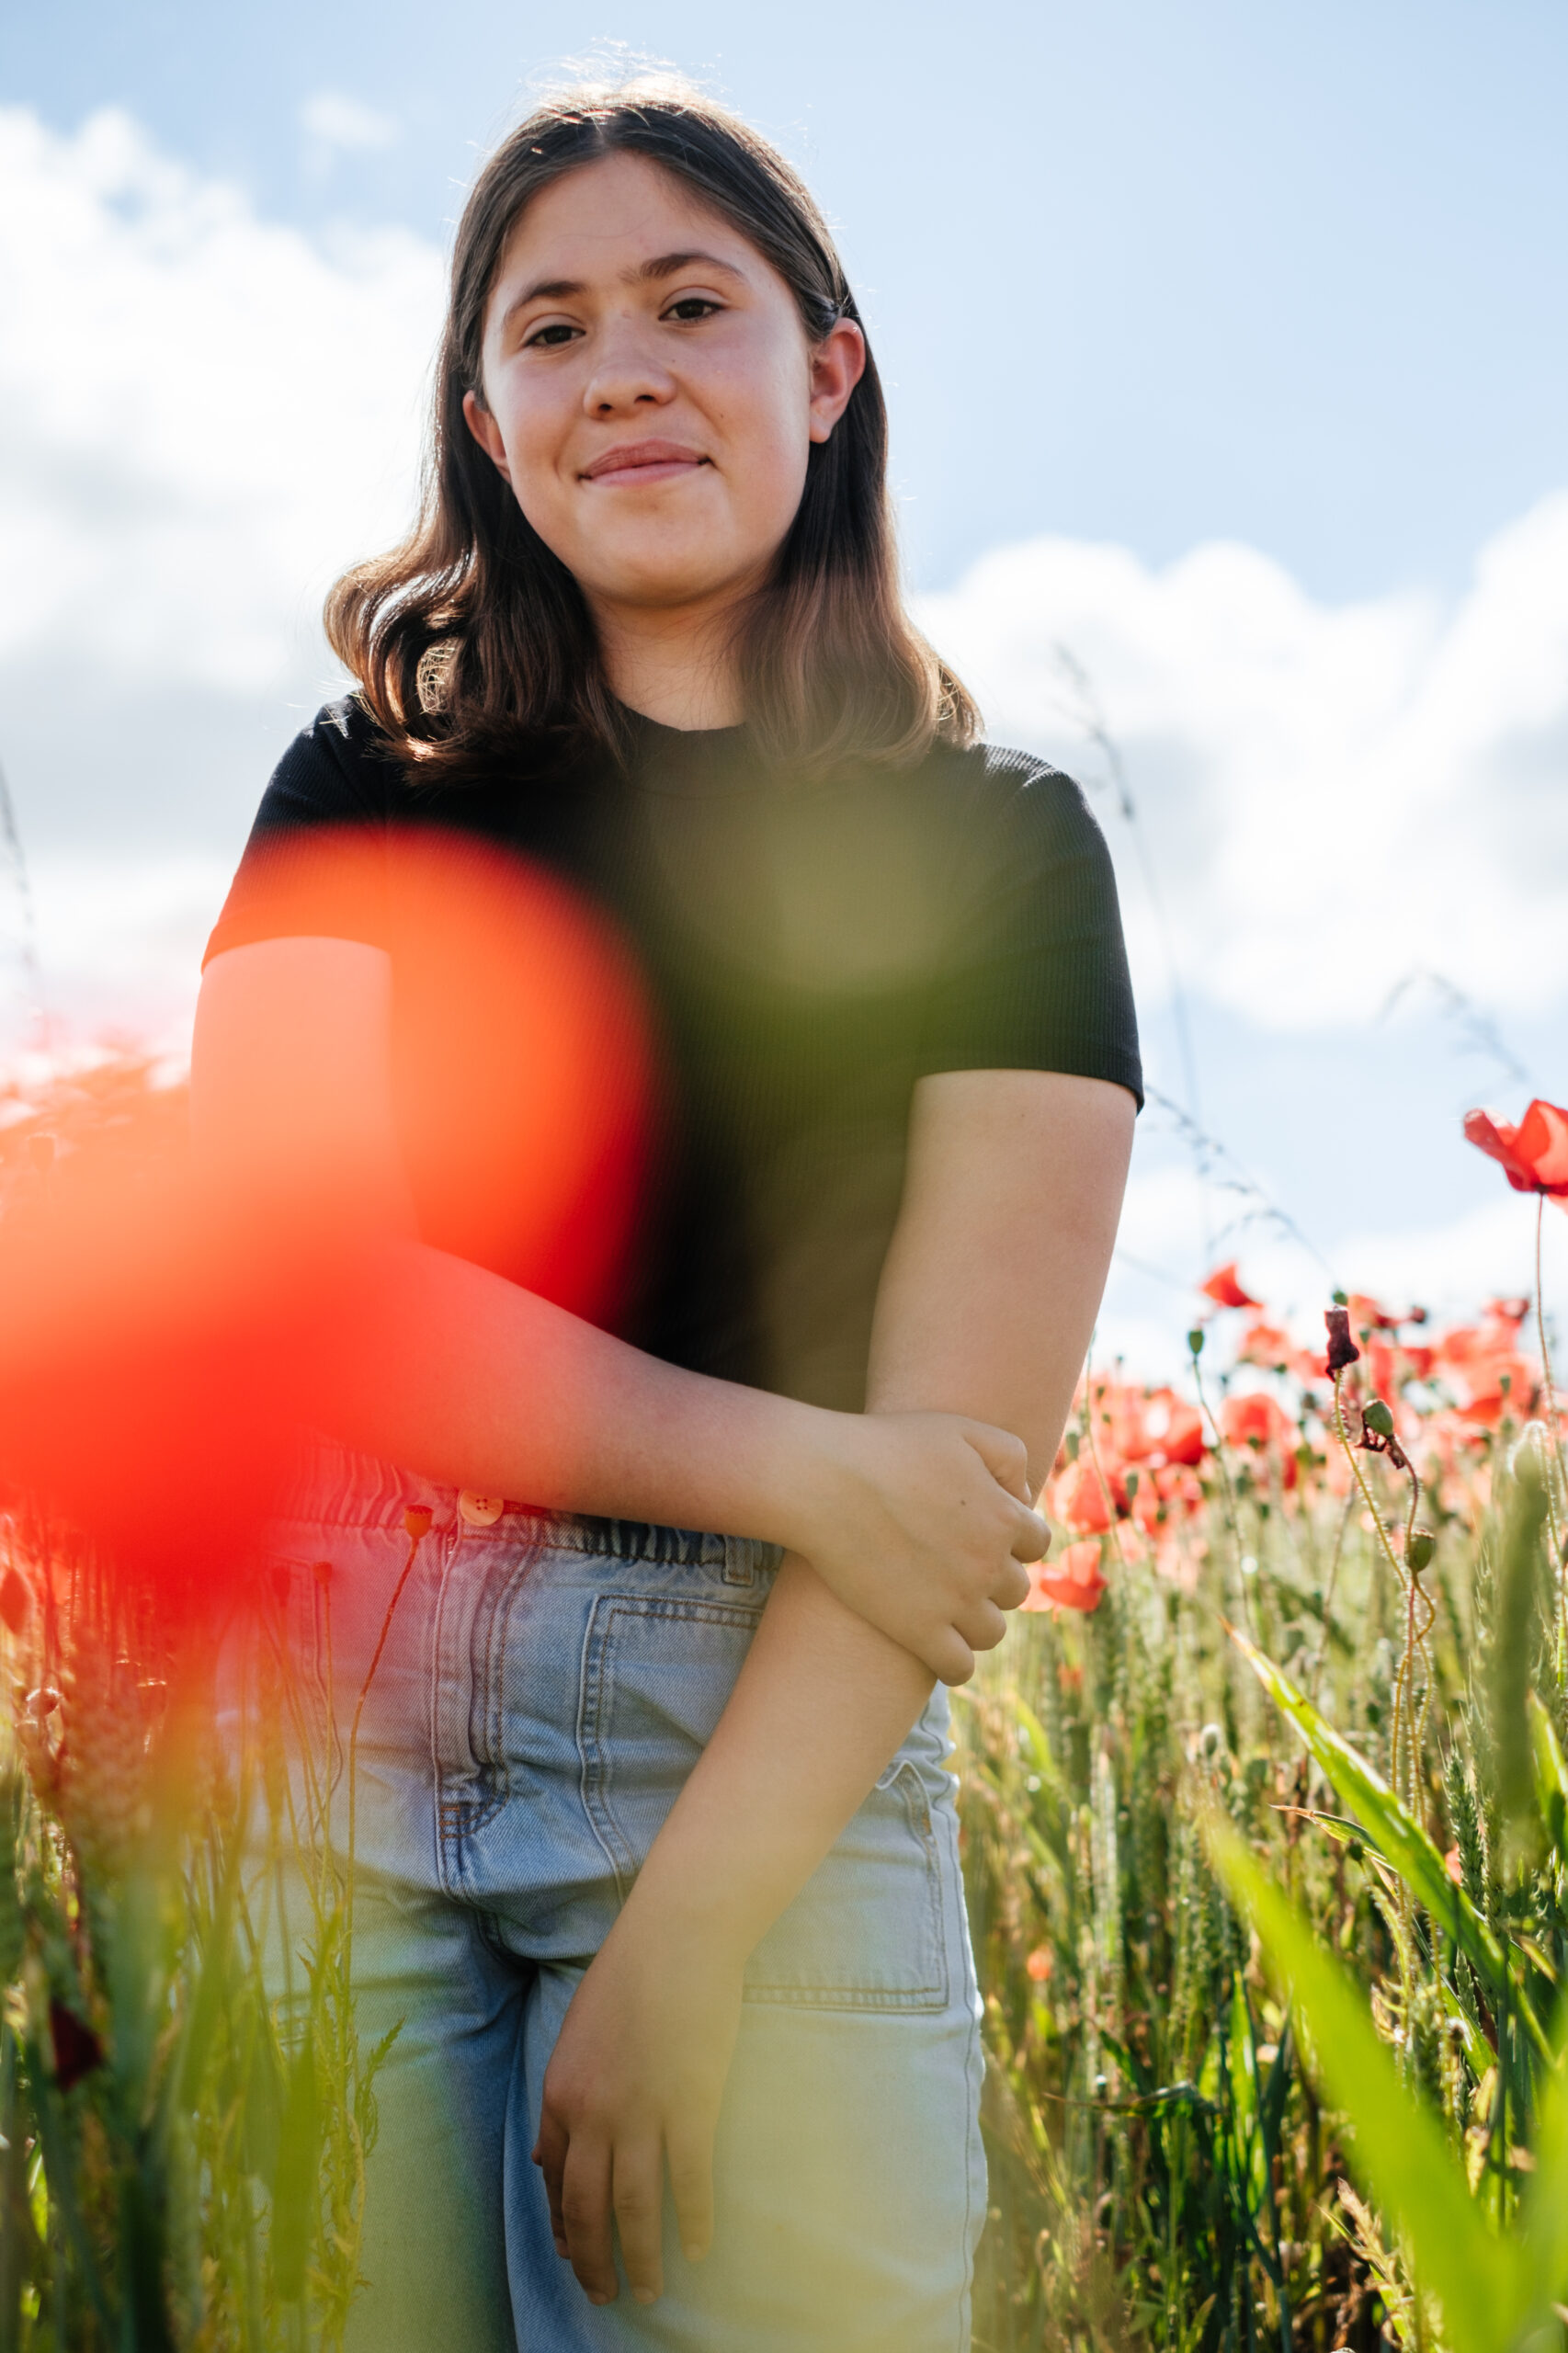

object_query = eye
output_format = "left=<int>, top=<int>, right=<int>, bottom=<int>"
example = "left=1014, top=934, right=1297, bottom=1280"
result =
left=664, top=297, right=722, bottom=324
left=522, top=321, right=581, bottom=349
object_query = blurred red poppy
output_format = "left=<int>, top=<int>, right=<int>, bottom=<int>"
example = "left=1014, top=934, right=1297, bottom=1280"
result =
left=1051, top=1457, right=1121, bottom=1533
left=1200, top=1262, right=1261, bottom=1310
left=1022, top=1538, right=1108, bottom=1614
left=1463, top=1100, right=1568, bottom=1211
left=1221, top=1390, right=1300, bottom=1487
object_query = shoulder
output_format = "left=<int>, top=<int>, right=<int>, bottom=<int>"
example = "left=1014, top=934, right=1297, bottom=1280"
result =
left=910, top=734, right=1114, bottom=878
left=255, top=694, right=403, bottom=834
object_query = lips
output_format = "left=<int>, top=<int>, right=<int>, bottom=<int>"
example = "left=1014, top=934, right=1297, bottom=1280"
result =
left=580, top=440, right=708, bottom=485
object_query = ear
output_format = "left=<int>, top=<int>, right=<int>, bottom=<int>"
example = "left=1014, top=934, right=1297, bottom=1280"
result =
left=807, top=319, right=867, bottom=445
left=462, top=389, right=513, bottom=483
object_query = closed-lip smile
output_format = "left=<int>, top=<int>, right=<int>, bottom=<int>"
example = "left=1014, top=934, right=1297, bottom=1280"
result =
left=580, top=439, right=709, bottom=486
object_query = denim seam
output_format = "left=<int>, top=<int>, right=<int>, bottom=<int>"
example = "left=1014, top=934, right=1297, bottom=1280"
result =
left=577, top=1592, right=766, bottom=1905
left=433, top=1533, right=529, bottom=1884
left=743, top=1760, right=949, bottom=2013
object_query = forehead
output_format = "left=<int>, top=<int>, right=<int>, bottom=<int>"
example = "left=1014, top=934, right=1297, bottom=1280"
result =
left=490, top=150, right=773, bottom=302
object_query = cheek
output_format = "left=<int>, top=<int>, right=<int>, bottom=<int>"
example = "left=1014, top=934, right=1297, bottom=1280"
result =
left=716, top=377, right=812, bottom=543
left=505, top=410, right=569, bottom=522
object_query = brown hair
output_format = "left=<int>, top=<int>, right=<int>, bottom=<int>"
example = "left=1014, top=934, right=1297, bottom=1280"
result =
left=324, top=74, right=978, bottom=779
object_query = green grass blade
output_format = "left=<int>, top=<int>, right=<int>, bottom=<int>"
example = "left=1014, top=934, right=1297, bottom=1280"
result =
left=1227, top=1620, right=1509, bottom=1993
left=1518, top=2000, right=1568, bottom=2330
left=1528, top=1694, right=1568, bottom=1870
left=1208, top=1820, right=1519, bottom=2351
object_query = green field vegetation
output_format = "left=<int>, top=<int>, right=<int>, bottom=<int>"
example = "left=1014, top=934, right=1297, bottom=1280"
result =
left=962, top=1250, right=1568, bottom=2349
left=3, top=1058, right=1567, bottom=2348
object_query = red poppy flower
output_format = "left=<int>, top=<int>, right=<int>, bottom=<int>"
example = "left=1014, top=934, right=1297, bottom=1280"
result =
left=1200, top=1261, right=1262, bottom=1310
left=1221, top=1391, right=1300, bottom=1486
left=1141, top=1388, right=1207, bottom=1469
left=1022, top=1538, right=1108, bottom=1614
left=1463, top=1100, right=1568, bottom=1211
left=1050, top=1456, right=1119, bottom=1532
left=1236, top=1318, right=1295, bottom=1372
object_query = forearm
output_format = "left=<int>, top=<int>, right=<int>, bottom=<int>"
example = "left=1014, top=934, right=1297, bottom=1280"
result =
left=310, top=1233, right=829, bottom=1546
left=618, top=1557, right=931, bottom=1954
left=618, top=1071, right=1133, bottom=1958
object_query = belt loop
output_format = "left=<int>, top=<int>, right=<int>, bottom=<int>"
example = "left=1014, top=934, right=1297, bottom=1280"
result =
left=721, top=1537, right=755, bottom=1588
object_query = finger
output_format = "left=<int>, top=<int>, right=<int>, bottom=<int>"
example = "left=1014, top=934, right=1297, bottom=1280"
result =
left=560, top=2138, right=618, bottom=2306
left=925, top=1627, right=976, bottom=1686
left=612, top=2138, right=665, bottom=2306
left=991, top=1555, right=1033, bottom=1612
left=954, top=1598, right=1009, bottom=1654
left=1009, top=1506, right=1052, bottom=1563
left=666, top=2119, right=716, bottom=2265
left=532, top=2108, right=572, bottom=2257
left=962, top=1421, right=1032, bottom=1503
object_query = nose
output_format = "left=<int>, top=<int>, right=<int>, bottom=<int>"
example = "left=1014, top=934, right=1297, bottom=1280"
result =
left=581, top=314, right=677, bottom=416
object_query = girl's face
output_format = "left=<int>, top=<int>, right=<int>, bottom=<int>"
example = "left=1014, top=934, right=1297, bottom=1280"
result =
left=464, top=153, right=864, bottom=626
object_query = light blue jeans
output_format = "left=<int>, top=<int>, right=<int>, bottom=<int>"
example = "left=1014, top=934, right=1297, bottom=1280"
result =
left=246, top=1441, right=985, bottom=2351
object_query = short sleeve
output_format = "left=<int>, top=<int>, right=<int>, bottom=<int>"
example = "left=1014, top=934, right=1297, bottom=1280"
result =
left=915, top=750, right=1143, bottom=1107
left=202, top=699, right=397, bottom=966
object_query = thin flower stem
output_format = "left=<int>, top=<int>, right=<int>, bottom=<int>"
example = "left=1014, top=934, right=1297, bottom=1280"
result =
left=1534, top=1197, right=1568, bottom=1674
left=345, top=1517, right=427, bottom=1975
left=1080, top=1373, right=1131, bottom=1576
left=1332, top=1371, right=1419, bottom=2017
left=1189, top=1341, right=1255, bottom=1638
left=1308, top=1491, right=1355, bottom=1709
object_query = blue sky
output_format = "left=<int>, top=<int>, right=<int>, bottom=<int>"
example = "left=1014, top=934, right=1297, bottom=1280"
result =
left=2, top=1, right=1566, bottom=1359
left=9, top=0, right=1568, bottom=598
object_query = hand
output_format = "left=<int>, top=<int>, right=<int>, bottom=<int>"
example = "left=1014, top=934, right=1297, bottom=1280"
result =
left=778, top=1409, right=1050, bottom=1685
left=533, top=1901, right=744, bottom=2309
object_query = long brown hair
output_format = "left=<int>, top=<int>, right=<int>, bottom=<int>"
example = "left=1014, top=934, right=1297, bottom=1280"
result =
left=324, top=74, right=978, bottom=779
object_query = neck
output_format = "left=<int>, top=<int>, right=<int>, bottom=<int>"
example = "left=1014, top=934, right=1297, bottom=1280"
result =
left=591, top=594, right=746, bottom=732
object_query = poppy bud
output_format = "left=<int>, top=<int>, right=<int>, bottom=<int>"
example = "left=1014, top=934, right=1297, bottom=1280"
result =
left=1324, top=1306, right=1360, bottom=1373
left=1362, top=1398, right=1395, bottom=1439
left=50, top=1998, right=103, bottom=2093
left=1405, top=1529, right=1436, bottom=1574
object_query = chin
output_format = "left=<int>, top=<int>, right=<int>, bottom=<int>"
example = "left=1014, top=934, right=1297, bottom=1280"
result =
left=587, top=550, right=749, bottom=611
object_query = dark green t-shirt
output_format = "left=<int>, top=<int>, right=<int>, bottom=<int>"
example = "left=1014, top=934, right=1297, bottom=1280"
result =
left=206, top=699, right=1141, bottom=1410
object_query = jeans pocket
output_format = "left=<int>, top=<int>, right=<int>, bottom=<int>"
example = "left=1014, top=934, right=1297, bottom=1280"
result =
left=576, top=1590, right=950, bottom=2014
left=744, top=1757, right=950, bottom=2013
left=577, top=1590, right=763, bottom=1903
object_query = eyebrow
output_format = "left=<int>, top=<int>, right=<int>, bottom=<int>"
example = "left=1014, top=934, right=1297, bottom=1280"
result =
left=500, top=250, right=749, bottom=334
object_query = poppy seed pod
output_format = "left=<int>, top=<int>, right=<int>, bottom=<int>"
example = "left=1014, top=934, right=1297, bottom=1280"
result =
left=1405, top=1529, right=1437, bottom=1574
left=1362, top=1398, right=1396, bottom=1439
left=1324, top=1305, right=1360, bottom=1373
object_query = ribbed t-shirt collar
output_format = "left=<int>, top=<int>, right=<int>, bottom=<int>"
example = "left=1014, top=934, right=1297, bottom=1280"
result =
left=616, top=702, right=764, bottom=799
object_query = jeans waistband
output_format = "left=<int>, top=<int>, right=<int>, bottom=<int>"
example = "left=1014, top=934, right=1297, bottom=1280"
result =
left=278, top=1435, right=786, bottom=1577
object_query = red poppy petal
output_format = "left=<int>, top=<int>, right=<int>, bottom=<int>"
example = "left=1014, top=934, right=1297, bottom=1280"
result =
left=1515, top=1099, right=1568, bottom=1194
left=1462, top=1108, right=1539, bottom=1192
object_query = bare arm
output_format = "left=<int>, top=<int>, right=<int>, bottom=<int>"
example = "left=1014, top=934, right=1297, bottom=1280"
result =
left=192, top=939, right=1048, bottom=1681
left=536, top=1067, right=1134, bottom=2303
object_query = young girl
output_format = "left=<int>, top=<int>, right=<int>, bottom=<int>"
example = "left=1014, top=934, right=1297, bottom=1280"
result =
left=192, top=77, right=1140, bottom=2352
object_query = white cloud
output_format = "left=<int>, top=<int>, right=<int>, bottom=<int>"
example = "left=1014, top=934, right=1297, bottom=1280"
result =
left=298, top=92, right=400, bottom=156
left=1, top=85, right=1564, bottom=1316
left=1099, top=1155, right=1567, bottom=1384
left=916, top=501, right=1568, bottom=1029
left=0, top=105, right=443, bottom=696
